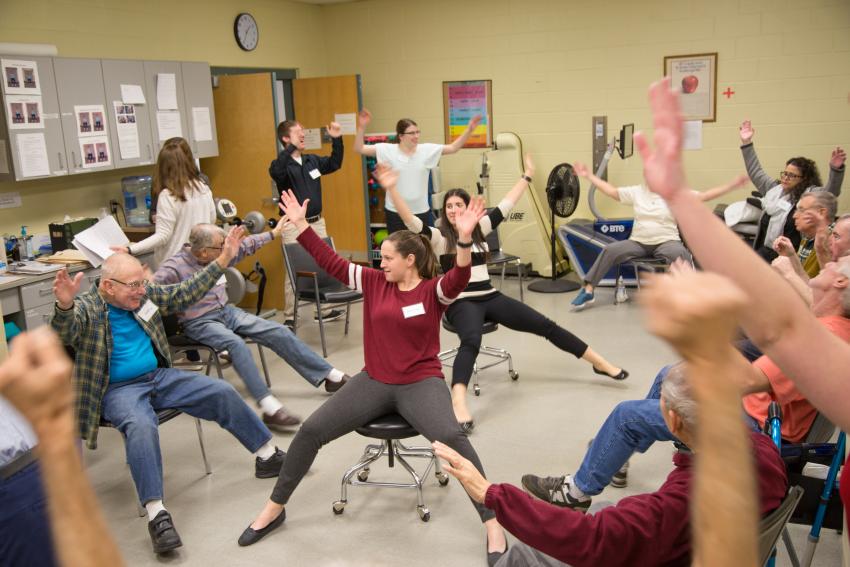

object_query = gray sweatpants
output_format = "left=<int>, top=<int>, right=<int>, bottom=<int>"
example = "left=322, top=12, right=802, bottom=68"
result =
left=496, top=542, right=569, bottom=567
left=269, top=371, right=496, bottom=522
left=584, top=239, right=691, bottom=287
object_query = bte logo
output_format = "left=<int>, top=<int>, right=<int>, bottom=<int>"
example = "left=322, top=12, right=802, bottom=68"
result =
left=508, top=212, right=525, bottom=221
left=600, top=224, right=625, bottom=233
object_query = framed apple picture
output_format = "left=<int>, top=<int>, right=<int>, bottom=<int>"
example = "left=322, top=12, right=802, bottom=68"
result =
left=664, top=53, right=717, bottom=122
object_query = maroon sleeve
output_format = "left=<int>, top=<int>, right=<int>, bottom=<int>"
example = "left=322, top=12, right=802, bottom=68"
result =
left=436, top=264, right=471, bottom=302
left=484, top=481, right=690, bottom=567
left=296, top=226, right=380, bottom=291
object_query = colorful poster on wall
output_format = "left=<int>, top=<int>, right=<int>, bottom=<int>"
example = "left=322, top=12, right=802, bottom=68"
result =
left=443, top=80, right=492, bottom=148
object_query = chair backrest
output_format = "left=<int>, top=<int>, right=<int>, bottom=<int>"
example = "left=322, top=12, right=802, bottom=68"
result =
left=758, top=485, right=805, bottom=565
left=282, top=236, right=338, bottom=294
left=485, top=227, right=501, bottom=253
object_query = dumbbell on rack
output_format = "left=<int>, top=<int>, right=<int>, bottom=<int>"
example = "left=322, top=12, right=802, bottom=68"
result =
left=215, top=198, right=277, bottom=234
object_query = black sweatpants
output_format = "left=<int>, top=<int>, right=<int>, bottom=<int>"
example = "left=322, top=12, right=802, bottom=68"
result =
left=446, top=293, right=589, bottom=387
left=269, top=372, right=495, bottom=522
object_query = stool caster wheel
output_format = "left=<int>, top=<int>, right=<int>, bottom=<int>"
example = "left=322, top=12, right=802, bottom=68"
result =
left=510, top=371, right=519, bottom=381
left=417, top=506, right=430, bottom=522
left=473, top=385, right=481, bottom=396
left=332, top=500, right=346, bottom=515
left=357, top=468, right=370, bottom=482
left=437, top=472, right=450, bottom=486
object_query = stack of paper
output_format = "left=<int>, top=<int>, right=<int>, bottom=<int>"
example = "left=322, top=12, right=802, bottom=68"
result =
left=39, top=249, right=89, bottom=265
left=7, top=261, right=63, bottom=275
left=71, top=216, right=130, bottom=268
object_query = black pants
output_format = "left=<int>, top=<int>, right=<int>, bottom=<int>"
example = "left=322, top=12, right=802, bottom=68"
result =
left=446, top=293, right=589, bottom=387
left=385, top=209, right=432, bottom=234
left=269, top=372, right=495, bottom=522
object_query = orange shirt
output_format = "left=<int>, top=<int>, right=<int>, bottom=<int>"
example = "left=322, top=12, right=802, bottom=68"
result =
left=743, top=315, right=850, bottom=442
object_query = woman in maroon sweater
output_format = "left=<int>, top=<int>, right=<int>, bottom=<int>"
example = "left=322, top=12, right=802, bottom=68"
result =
left=238, top=188, right=509, bottom=563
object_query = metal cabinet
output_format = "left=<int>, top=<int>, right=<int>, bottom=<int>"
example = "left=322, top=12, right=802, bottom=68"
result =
left=101, top=59, right=157, bottom=168
left=52, top=57, right=114, bottom=174
left=180, top=61, right=218, bottom=158
left=144, top=60, right=189, bottom=152
left=0, top=54, right=70, bottom=181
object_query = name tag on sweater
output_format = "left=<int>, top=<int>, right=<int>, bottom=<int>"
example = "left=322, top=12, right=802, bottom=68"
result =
left=216, top=274, right=227, bottom=286
left=137, top=300, right=158, bottom=322
left=308, top=168, right=321, bottom=180
left=402, top=302, right=426, bottom=318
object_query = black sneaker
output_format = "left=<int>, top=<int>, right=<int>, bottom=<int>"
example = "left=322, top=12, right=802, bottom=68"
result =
left=255, top=447, right=286, bottom=479
left=284, top=319, right=295, bottom=330
left=520, top=474, right=591, bottom=512
left=147, top=510, right=182, bottom=554
left=611, top=461, right=629, bottom=488
left=314, top=309, right=344, bottom=322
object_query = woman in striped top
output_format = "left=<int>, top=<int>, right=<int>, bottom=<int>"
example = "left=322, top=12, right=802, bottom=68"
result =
left=380, top=156, right=628, bottom=430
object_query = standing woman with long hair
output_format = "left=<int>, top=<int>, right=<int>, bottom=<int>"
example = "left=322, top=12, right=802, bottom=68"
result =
left=737, top=120, right=845, bottom=262
left=238, top=187, right=510, bottom=564
left=113, top=137, right=216, bottom=267
left=354, top=108, right=482, bottom=233
left=379, top=158, right=628, bottom=430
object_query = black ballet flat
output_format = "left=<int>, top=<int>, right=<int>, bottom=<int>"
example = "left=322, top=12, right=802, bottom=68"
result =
left=458, top=420, right=475, bottom=433
left=486, top=532, right=509, bottom=567
left=237, top=508, right=286, bottom=547
left=593, top=367, right=629, bottom=381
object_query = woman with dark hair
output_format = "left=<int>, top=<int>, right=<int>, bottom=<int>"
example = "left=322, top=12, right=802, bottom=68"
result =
left=354, top=108, right=482, bottom=233
left=738, top=120, right=845, bottom=262
left=113, top=137, right=215, bottom=267
left=239, top=186, right=510, bottom=564
left=381, top=156, right=627, bottom=430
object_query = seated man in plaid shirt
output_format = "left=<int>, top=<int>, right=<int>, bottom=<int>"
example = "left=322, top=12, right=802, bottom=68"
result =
left=51, top=226, right=285, bottom=556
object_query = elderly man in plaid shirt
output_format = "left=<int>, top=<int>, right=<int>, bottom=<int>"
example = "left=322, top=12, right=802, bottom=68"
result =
left=51, top=226, right=284, bottom=556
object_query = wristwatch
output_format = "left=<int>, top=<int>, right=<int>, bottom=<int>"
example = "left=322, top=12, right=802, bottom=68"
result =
left=521, top=175, right=532, bottom=183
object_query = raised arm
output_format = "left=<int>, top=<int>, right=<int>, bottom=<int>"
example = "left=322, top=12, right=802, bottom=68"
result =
left=635, top=78, right=850, bottom=431
left=820, top=146, right=846, bottom=196
left=696, top=173, right=749, bottom=202
left=353, top=109, right=376, bottom=157
left=50, top=269, right=88, bottom=348
left=442, top=114, right=482, bottom=155
left=374, top=163, right=424, bottom=232
left=573, top=161, right=621, bottom=201
left=501, top=154, right=535, bottom=208
left=738, top=121, right=776, bottom=196
left=316, top=122, right=344, bottom=174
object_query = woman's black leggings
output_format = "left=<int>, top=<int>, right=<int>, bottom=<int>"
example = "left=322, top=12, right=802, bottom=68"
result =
left=445, top=293, right=589, bottom=387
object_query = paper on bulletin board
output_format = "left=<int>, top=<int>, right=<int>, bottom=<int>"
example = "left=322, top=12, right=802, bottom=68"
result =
left=334, top=113, right=357, bottom=135
left=74, top=104, right=107, bottom=138
left=5, top=95, right=44, bottom=130
left=78, top=135, right=111, bottom=169
left=2, top=59, right=41, bottom=96
left=302, top=128, right=322, bottom=150
left=16, top=133, right=50, bottom=178
left=191, top=107, right=213, bottom=142
left=156, top=73, right=178, bottom=110
left=120, top=84, right=146, bottom=104
left=0, top=140, right=8, bottom=174
left=156, top=111, right=182, bottom=141
left=683, top=120, right=703, bottom=150
left=113, top=101, right=140, bottom=160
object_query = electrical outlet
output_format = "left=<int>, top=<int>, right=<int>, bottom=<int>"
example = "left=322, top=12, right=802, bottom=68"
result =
left=109, top=200, right=119, bottom=215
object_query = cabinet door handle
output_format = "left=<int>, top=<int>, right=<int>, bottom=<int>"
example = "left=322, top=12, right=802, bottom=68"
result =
left=71, top=151, right=80, bottom=168
left=39, top=288, right=54, bottom=296
left=58, top=152, right=65, bottom=169
left=147, top=144, right=152, bottom=160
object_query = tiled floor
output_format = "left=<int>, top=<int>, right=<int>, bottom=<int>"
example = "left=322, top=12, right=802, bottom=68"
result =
left=84, top=278, right=844, bottom=566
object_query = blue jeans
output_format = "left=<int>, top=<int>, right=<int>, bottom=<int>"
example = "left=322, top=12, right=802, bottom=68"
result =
left=0, top=462, right=57, bottom=566
left=101, top=368, right=272, bottom=504
left=182, top=305, right=332, bottom=401
left=573, top=366, right=680, bottom=496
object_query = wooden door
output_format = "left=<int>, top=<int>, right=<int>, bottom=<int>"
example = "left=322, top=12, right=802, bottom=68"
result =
left=292, top=75, right=367, bottom=259
left=201, top=73, right=283, bottom=310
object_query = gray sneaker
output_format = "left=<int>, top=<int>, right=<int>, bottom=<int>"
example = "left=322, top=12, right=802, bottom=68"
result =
left=520, top=474, right=591, bottom=512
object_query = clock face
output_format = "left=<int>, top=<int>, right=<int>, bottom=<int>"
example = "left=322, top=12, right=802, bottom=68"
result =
left=234, top=13, right=259, bottom=51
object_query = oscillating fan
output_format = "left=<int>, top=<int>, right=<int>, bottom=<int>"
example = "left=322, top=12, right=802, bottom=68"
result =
left=528, top=163, right=581, bottom=293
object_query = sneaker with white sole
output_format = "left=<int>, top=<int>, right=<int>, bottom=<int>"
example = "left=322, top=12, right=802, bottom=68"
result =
left=571, top=289, right=595, bottom=310
left=611, top=461, right=629, bottom=488
left=314, top=309, right=344, bottom=322
left=521, top=473, right=591, bottom=512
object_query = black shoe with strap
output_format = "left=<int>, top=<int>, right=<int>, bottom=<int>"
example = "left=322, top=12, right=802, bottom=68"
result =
left=148, top=510, right=182, bottom=554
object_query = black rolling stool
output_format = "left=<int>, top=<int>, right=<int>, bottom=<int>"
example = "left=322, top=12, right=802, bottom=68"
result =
left=332, top=413, right=449, bottom=522
left=439, top=315, right=517, bottom=396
